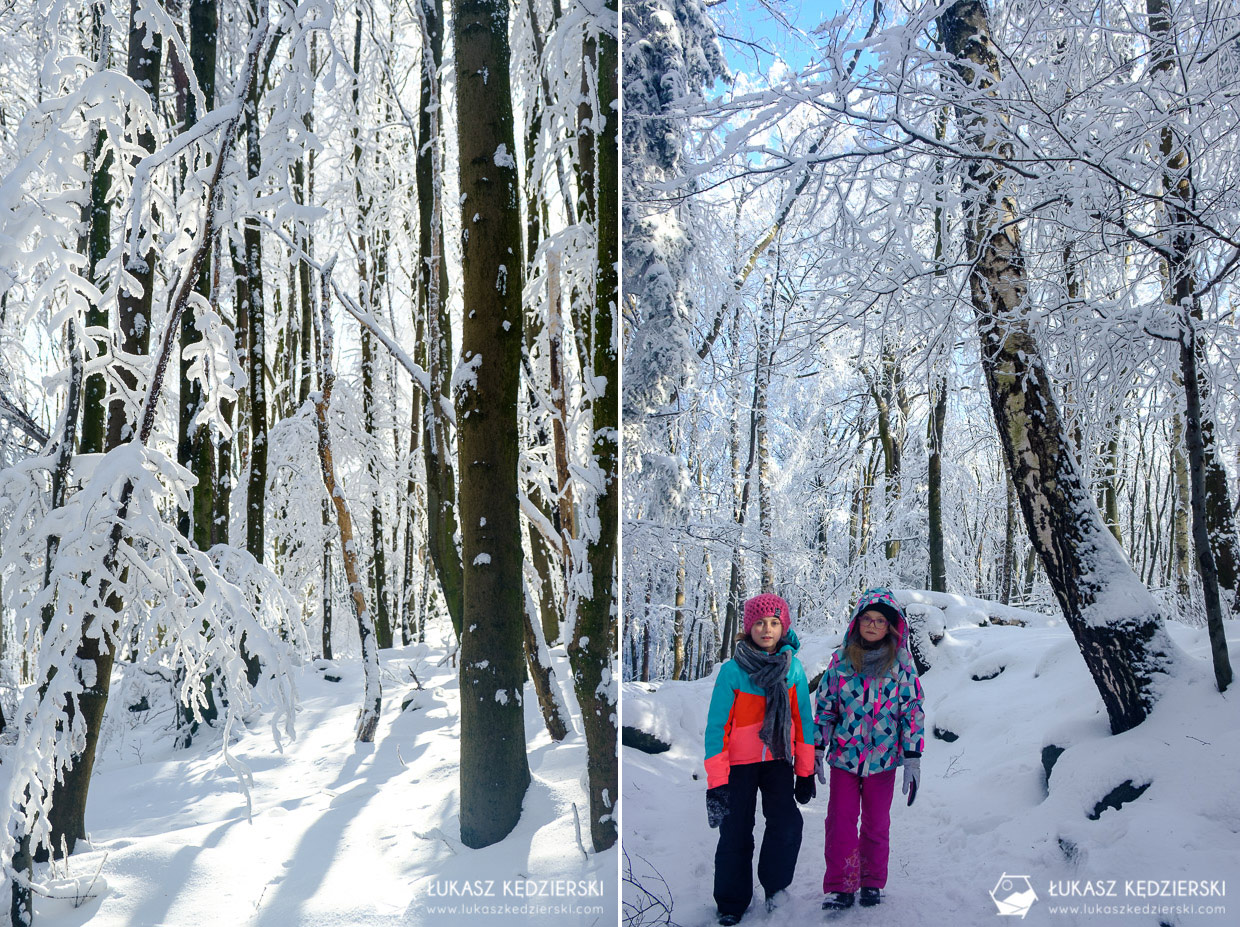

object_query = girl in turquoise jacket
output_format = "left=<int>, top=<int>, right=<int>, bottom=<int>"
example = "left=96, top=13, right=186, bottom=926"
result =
left=704, top=593, right=816, bottom=925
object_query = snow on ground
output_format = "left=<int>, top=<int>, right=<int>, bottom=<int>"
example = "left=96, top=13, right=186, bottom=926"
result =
left=623, top=592, right=1240, bottom=927
left=33, top=622, right=615, bottom=927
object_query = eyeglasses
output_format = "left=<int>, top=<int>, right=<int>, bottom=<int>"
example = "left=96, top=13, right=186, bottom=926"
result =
left=859, top=616, right=889, bottom=627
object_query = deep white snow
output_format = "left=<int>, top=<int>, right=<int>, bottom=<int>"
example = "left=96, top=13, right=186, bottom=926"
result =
left=622, top=592, right=1240, bottom=926
left=31, top=626, right=616, bottom=926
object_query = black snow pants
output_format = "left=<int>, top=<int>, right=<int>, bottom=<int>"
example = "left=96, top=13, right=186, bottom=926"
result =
left=713, top=759, right=803, bottom=916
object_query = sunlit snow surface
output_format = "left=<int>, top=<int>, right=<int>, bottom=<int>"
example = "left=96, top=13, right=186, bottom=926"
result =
left=623, top=593, right=1240, bottom=926
left=35, top=625, right=615, bottom=926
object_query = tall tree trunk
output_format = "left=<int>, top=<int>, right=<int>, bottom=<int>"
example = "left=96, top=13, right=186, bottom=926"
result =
left=404, top=215, right=426, bottom=647
left=14, top=22, right=264, bottom=914
left=722, top=355, right=762, bottom=662
left=1171, top=414, right=1192, bottom=600
left=546, top=247, right=576, bottom=641
left=80, top=5, right=112, bottom=463
left=453, top=0, right=530, bottom=849
left=294, top=35, right=316, bottom=408
left=314, top=266, right=381, bottom=739
left=322, top=499, right=334, bottom=660
left=350, top=6, right=393, bottom=652
left=239, top=0, right=267, bottom=689
left=220, top=236, right=251, bottom=545
left=1146, top=0, right=1240, bottom=608
left=1099, top=431, right=1123, bottom=546
left=417, top=0, right=463, bottom=637
left=672, top=549, right=686, bottom=680
left=868, top=347, right=905, bottom=563
left=756, top=281, right=775, bottom=590
left=927, top=373, right=948, bottom=592
left=177, top=0, right=217, bottom=553
left=940, top=0, right=1175, bottom=734
left=49, top=0, right=162, bottom=859
left=1146, top=0, right=1233, bottom=686
left=244, top=0, right=267, bottom=570
left=565, top=0, right=619, bottom=851
left=1000, top=475, right=1016, bottom=605
left=175, top=0, right=220, bottom=747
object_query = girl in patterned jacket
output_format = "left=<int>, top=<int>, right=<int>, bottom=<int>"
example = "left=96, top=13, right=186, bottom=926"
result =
left=704, top=593, right=817, bottom=926
left=813, top=588, right=924, bottom=911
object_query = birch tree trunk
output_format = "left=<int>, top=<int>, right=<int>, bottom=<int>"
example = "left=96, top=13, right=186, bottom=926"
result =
left=453, top=0, right=530, bottom=849
left=939, top=0, right=1176, bottom=734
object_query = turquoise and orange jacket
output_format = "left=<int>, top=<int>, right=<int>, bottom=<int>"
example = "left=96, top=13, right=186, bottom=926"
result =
left=704, top=629, right=816, bottom=789
left=813, top=589, right=925, bottom=777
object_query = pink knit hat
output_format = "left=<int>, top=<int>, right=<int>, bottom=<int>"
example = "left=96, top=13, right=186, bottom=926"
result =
left=743, top=593, right=791, bottom=636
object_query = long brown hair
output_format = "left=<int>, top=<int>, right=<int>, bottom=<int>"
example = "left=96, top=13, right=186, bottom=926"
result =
left=843, top=621, right=898, bottom=677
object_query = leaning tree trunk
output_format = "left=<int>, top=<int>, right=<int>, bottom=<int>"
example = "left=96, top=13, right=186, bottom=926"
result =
left=939, top=0, right=1175, bottom=734
left=313, top=264, right=382, bottom=741
left=453, top=0, right=530, bottom=849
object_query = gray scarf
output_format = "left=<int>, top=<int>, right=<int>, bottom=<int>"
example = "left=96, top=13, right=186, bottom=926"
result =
left=858, top=646, right=891, bottom=677
left=733, top=639, right=794, bottom=766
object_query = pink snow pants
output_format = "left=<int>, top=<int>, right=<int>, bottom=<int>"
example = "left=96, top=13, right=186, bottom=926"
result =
left=822, top=765, right=897, bottom=893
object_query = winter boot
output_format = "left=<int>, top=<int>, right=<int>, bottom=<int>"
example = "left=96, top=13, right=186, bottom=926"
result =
left=717, top=914, right=743, bottom=926
left=859, top=887, right=881, bottom=907
left=765, top=890, right=789, bottom=913
left=822, top=892, right=854, bottom=911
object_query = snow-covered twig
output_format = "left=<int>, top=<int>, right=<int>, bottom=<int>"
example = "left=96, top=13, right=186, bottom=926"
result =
left=571, top=802, right=589, bottom=861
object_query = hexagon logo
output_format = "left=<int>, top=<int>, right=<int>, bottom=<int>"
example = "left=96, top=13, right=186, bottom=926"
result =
left=990, top=873, right=1037, bottom=917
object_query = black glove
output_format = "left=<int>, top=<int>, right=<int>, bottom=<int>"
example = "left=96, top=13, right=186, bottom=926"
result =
left=706, top=785, right=729, bottom=828
left=794, top=774, right=816, bottom=805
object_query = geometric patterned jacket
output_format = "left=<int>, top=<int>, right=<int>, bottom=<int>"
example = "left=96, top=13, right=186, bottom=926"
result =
left=812, top=588, right=925, bottom=777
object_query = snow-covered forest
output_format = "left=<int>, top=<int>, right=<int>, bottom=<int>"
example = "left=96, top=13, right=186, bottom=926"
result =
left=0, top=0, right=617, bottom=922
left=622, top=0, right=1240, bottom=699
left=622, top=3, right=1240, bottom=923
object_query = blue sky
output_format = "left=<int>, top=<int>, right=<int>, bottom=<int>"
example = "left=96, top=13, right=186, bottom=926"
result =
left=708, top=0, right=849, bottom=81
